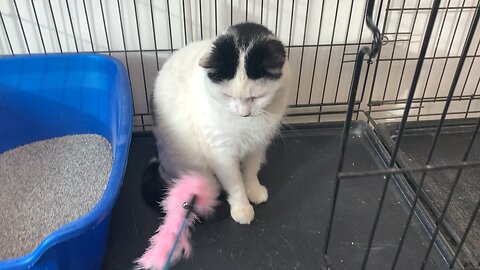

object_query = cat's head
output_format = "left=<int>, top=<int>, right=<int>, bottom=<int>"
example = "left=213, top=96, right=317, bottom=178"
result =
left=199, top=23, right=288, bottom=117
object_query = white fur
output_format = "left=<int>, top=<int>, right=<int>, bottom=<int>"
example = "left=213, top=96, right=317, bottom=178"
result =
left=152, top=39, right=291, bottom=224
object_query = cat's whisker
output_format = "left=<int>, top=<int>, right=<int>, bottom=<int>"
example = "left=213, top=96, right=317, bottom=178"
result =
left=260, top=109, right=301, bottom=136
left=258, top=110, right=288, bottom=148
left=258, top=109, right=279, bottom=120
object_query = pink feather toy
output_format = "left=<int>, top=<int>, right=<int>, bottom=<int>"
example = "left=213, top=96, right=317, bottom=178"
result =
left=136, top=173, right=218, bottom=270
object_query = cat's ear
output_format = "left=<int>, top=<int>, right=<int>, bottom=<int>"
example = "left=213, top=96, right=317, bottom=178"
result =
left=199, top=52, right=215, bottom=69
left=199, top=36, right=239, bottom=82
left=245, top=38, right=286, bottom=80
left=200, top=35, right=238, bottom=70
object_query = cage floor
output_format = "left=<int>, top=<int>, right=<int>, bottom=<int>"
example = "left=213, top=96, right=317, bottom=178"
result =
left=376, top=119, right=480, bottom=266
left=102, top=122, right=447, bottom=270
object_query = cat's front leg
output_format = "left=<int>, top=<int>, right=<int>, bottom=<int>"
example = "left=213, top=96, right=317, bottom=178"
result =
left=210, top=156, right=254, bottom=224
left=242, top=147, right=268, bottom=204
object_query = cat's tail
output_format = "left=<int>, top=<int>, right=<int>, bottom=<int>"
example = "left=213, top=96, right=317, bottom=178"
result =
left=135, top=173, right=218, bottom=270
left=140, top=157, right=167, bottom=212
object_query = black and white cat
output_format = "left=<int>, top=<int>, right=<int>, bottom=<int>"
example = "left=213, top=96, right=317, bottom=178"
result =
left=151, top=22, right=291, bottom=224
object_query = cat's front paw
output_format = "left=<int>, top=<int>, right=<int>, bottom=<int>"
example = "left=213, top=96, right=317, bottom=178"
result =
left=230, top=203, right=255, bottom=224
left=247, top=184, right=268, bottom=204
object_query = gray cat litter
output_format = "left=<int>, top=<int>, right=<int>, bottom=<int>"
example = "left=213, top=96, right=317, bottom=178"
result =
left=0, top=134, right=112, bottom=260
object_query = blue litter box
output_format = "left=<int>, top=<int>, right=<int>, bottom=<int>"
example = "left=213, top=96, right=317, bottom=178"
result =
left=0, top=54, right=132, bottom=269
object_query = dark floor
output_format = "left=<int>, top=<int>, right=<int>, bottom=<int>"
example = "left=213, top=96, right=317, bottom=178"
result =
left=377, top=120, right=480, bottom=267
left=102, top=122, right=448, bottom=270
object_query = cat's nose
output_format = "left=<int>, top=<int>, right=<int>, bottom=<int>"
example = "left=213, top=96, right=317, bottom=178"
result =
left=236, top=103, right=252, bottom=117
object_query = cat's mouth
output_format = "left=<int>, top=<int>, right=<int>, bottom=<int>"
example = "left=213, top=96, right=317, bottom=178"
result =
left=238, top=112, right=263, bottom=118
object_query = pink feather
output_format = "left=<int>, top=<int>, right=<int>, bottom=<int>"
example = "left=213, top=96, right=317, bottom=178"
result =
left=136, top=173, right=218, bottom=270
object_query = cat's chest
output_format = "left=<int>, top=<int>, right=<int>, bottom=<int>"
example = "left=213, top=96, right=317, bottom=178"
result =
left=203, top=115, right=278, bottom=155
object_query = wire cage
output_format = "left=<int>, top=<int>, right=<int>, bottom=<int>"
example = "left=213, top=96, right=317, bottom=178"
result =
left=1, top=0, right=479, bottom=269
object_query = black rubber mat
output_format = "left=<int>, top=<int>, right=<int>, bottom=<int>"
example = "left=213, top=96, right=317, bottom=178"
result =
left=376, top=119, right=480, bottom=267
left=102, top=121, right=448, bottom=270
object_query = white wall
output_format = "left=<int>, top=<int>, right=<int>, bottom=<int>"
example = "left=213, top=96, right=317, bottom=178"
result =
left=0, top=0, right=479, bottom=129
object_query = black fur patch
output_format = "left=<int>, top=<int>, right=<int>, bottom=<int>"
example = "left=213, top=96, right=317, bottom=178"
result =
left=140, top=157, right=231, bottom=222
left=200, top=35, right=239, bottom=82
left=246, top=38, right=286, bottom=80
left=200, top=22, right=285, bottom=82
left=229, top=22, right=273, bottom=49
left=230, top=23, right=285, bottom=80
left=140, top=158, right=166, bottom=212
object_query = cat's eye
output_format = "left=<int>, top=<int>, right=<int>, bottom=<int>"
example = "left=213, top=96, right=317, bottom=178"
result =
left=223, top=94, right=232, bottom=98
left=250, top=94, right=265, bottom=101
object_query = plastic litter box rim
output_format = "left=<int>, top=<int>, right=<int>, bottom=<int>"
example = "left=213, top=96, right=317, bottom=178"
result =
left=0, top=53, right=133, bottom=269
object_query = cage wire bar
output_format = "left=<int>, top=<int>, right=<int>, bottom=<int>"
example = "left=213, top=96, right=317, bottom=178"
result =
left=367, top=2, right=480, bottom=269
left=366, top=1, right=480, bottom=123
left=3, top=0, right=479, bottom=129
left=322, top=0, right=480, bottom=268
left=371, top=2, right=480, bottom=269
left=323, top=0, right=477, bottom=269
left=366, top=0, right=442, bottom=269
left=1, top=0, right=480, bottom=269
left=397, top=4, right=479, bottom=270
left=322, top=0, right=382, bottom=268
